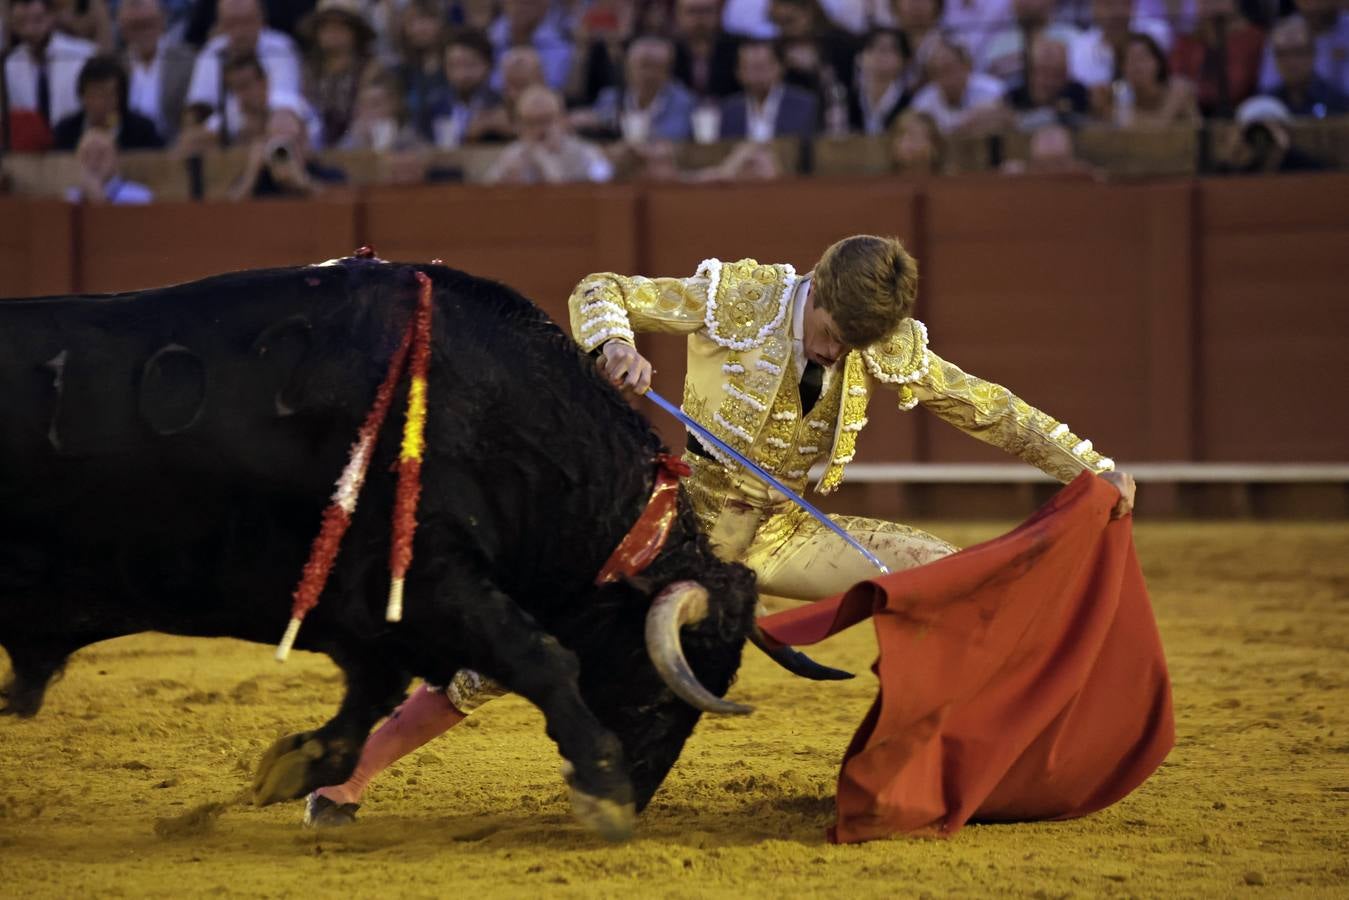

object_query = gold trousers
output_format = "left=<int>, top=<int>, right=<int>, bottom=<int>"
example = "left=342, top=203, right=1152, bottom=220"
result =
left=707, top=501, right=956, bottom=600
left=687, top=456, right=957, bottom=600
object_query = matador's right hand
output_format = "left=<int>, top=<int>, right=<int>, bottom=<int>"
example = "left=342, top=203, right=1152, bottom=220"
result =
left=598, top=340, right=654, bottom=395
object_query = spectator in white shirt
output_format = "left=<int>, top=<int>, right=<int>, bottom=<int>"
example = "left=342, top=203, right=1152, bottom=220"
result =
left=910, top=33, right=1007, bottom=132
left=176, top=51, right=319, bottom=151
left=1068, top=0, right=1172, bottom=88
left=184, top=0, right=302, bottom=120
left=483, top=85, right=614, bottom=184
left=3, top=0, right=97, bottom=128
left=980, top=0, right=1083, bottom=85
left=117, top=0, right=196, bottom=140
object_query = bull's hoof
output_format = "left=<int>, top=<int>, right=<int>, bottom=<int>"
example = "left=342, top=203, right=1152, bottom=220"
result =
left=303, top=792, right=360, bottom=828
left=0, top=683, right=44, bottom=718
left=568, top=786, right=635, bottom=842
left=252, top=732, right=326, bottom=805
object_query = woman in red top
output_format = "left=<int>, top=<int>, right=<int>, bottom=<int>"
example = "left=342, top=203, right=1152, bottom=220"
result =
left=1169, top=0, right=1266, bottom=117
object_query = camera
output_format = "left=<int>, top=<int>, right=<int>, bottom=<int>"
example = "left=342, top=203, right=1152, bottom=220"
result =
left=265, top=140, right=293, bottom=164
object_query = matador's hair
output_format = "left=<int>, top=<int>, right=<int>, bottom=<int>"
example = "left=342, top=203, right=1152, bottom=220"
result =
left=810, top=235, right=918, bottom=349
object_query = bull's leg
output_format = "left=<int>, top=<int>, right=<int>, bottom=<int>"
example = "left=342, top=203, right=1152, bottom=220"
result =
left=252, top=649, right=410, bottom=806
left=443, top=570, right=636, bottom=842
left=0, top=635, right=101, bottom=717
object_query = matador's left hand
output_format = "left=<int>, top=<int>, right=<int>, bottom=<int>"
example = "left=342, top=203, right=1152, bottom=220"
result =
left=1100, top=471, right=1136, bottom=519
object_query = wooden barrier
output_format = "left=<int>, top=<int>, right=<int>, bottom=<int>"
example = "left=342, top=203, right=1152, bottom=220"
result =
left=361, top=183, right=638, bottom=326
left=998, top=126, right=1199, bottom=177
left=1197, top=173, right=1349, bottom=461
left=812, top=135, right=892, bottom=177
left=0, top=198, right=74, bottom=295
left=919, top=177, right=1197, bottom=467
left=75, top=195, right=360, bottom=293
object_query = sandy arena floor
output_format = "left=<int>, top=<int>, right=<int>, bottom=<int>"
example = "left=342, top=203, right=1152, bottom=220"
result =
left=1, top=522, right=1346, bottom=899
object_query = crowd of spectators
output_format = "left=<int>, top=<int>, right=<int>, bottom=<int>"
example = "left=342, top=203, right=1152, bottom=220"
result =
left=2, top=0, right=1345, bottom=200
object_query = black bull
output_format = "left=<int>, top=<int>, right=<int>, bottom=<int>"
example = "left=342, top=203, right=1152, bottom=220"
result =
left=0, top=257, right=763, bottom=840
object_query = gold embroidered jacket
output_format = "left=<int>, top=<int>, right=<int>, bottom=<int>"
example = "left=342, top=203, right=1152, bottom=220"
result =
left=568, top=257, right=1114, bottom=500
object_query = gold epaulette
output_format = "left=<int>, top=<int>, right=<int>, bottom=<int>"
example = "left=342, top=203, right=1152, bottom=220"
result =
left=862, top=318, right=931, bottom=410
left=699, top=258, right=798, bottom=351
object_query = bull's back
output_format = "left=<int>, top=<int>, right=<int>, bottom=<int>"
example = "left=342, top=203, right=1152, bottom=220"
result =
left=0, top=265, right=396, bottom=518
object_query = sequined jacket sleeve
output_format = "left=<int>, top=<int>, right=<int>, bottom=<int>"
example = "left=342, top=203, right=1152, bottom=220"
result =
left=567, top=272, right=711, bottom=352
left=913, top=352, right=1115, bottom=482
left=864, top=320, right=1114, bottom=483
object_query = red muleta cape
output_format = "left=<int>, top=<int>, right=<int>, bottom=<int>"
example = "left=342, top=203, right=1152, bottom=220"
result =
left=758, top=472, right=1174, bottom=843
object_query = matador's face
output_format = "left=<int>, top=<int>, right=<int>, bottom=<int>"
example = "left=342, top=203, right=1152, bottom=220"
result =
left=802, top=288, right=846, bottom=369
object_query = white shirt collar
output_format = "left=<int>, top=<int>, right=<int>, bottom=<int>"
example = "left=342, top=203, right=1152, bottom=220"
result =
left=624, top=86, right=666, bottom=115
left=791, top=274, right=811, bottom=382
left=129, top=35, right=167, bottom=71
left=860, top=79, right=904, bottom=134
left=746, top=84, right=784, bottom=142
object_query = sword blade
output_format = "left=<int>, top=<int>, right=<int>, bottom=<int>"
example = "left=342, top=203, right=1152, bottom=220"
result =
left=645, top=390, right=890, bottom=575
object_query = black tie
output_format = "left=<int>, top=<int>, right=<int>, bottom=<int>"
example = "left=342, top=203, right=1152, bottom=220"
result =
left=800, top=360, right=823, bottom=415
left=36, top=61, right=51, bottom=125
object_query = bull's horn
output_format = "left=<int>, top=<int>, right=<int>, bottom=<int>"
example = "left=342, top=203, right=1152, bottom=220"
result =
left=749, top=625, right=855, bottom=681
left=645, top=581, right=752, bottom=715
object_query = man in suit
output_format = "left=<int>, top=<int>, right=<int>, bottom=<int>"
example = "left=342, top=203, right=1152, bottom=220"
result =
left=428, top=28, right=507, bottom=146
left=117, top=0, right=195, bottom=141
left=53, top=54, right=164, bottom=149
left=3, top=0, right=97, bottom=129
left=590, top=35, right=697, bottom=142
left=719, top=39, right=818, bottom=140
left=672, top=0, right=742, bottom=99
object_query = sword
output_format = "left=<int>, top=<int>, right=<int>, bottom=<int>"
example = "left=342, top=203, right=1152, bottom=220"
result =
left=645, top=390, right=890, bottom=576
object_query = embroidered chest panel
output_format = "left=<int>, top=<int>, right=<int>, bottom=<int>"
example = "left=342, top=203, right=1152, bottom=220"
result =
left=685, top=327, right=795, bottom=464
left=752, top=360, right=845, bottom=484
